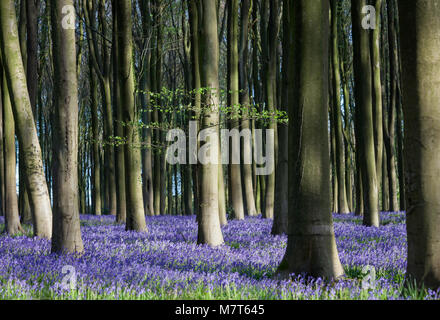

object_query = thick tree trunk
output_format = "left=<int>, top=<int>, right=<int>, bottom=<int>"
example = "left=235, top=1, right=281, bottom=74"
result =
left=50, top=0, right=84, bottom=254
left=399, top=0, right=440, bottom=290
left=0, top=0, right=52, bottom=239
left=278, top=0, right=344, bottom=280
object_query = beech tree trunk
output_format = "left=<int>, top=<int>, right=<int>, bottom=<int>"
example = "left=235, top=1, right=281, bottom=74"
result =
left=1, top=63, right=23, bottom=235
left=277, top=0, right=344, bottom=280
left=51, top=0, right=84, bottom=254
left=351, top=0, right=380, bottom=227
left=196, top=0, right=224, bottom=247
left=399, top=0, right=440, bottom=290
left=0, top=0, right=52, bottom=239
left=116, top=0, right=147, bottom=232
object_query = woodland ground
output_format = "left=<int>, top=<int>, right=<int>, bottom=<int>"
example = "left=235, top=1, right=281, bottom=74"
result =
left=0, top=212, right=439, bottom=300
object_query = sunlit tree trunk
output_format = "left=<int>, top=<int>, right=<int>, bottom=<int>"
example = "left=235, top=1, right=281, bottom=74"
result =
left=1, top=64, right=23, bottom=235
left=0, top=0, right=52, bottom=238
left=50, top=0, right=84, bottom=253
left=197, top=0, right=224, bottom=247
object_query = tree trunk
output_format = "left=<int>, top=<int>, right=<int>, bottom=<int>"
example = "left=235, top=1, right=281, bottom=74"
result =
left=371, top=0, right=383, bottom=210
left=197, top=0, right=224, bottom=247
left=239, top=0, right=257, bottom=218
left=89, top=58, right=101, bottom=216
left=0, top=0, right=52, bottom=239
left=386, top=0, right=399, bottom=212
left=399, top=0, right=440, bottom=290
left=351, top=0, right=380, bottom=227
left=330, top=0, right=349, bottom=214
left=50, top=0, right=84, bottom=254
left=112, top=1, right=127, bottom=223
left=277, top=0, right=344, bottom=280
left=1, top=64, right=23, bottom=235
left=263, top=0, right=279, bottom=220
left=272, top=0, right=289, bottom=234
left=227, top=0, right=245, bottom=220
left=116, top=0, right=147, bottom=232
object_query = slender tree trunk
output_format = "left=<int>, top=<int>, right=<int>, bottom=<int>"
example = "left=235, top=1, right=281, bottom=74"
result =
left=263, top=0, right=280, bottom=220
left=197, top=0, right=224, bottom=247
left=139, top=0, right=154, bottom=217
left=272, top=0, right=289, bottom=234
left=1, top=65, right=23, bottom=235
left=112, top=1, right=127, bottom=223
left=116, top=0, right=147, bottom=232
left=51, top=0, right=84, bottom=253
left=227, top=0, right=245, bottom=220
left=0, top=67, right=4, bottom=218
left=371, top=0, right=383, bottom=209
left=89, top=58, right=101, bottom=216
left=188, top=0, right=200, bottom=218
left=0, top=0, right=52, bottom=238
left=351, top=0, right=380, bottom=227
left=386, top=0, right=399, bottom=212
left=331, top=0, right=349, bottom=214
left=239, top=0, right=257, bottom=218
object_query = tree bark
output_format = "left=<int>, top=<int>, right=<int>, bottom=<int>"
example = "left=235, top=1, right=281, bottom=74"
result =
left=330, top=0, right=349, bottom=214
left=351, top=0, right=380, bottom=227
left=116, top=0, right=147, bottom=232
left=399, top=0, right=440, bottom=290
left=0, top=0, right=52, bottom=238
left=277, top=0, right=344, bottom=280
left=272, top=0, right=289, bottom=234
left=51, top=0, right=84, bottom=254
left=196, top=0, right=224, bottom=247
left=227, top=0, right=245, bottom=220
left=1, top=63, right=23, bottom=235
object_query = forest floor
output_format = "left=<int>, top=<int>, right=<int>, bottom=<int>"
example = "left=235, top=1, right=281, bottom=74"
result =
left=0, top=212, right=439, bottom=300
